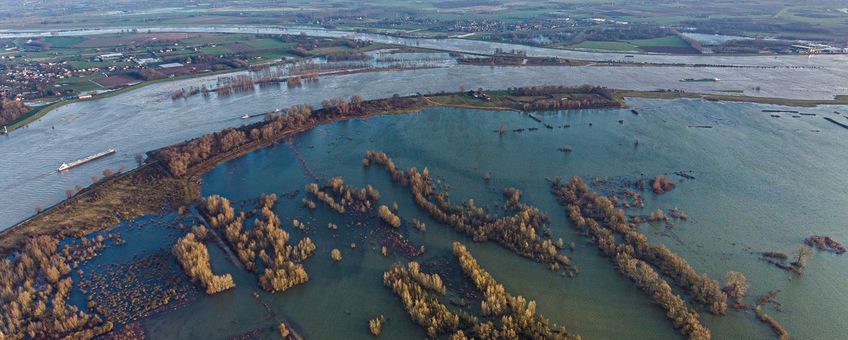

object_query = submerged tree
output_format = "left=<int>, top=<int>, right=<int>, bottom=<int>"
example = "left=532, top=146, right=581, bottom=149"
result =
left=369, top=315, right=386, bottom=336
left=203, top=193, right=315, bottom=293
left=792, top=246, right=813, bottom=271
left=173, top=232, right=236, bottom=294
left=724, top=271, right=748, bottom=309
left=378, top=205, right=401, bottom=228
left=365, top=151, right=572, bottom=273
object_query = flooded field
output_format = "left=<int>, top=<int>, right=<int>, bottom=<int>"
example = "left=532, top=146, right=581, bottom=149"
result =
left=3, top=63, right=848, bottom=228
left=77, top=101, right=847, bottom=339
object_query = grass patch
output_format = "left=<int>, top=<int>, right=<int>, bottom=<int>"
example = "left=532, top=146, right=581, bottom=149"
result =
left=568, top=35, right=695, bottom=53
left=43, top=36, right=86, bottom=48
left=197, top=46, right=233, bottom=56
left=0, top=165, right=187, bottom=256
left=246, top=38, right=294, bottom=50
left=569, top=40, right=639, bottom=52
left=615, top=90, right=848, bottom=107
left=629, top=36, right=690, bottom=47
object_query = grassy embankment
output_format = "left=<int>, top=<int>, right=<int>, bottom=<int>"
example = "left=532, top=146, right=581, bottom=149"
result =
left=616, top=90, right=848, bottom=107
left=0, top=164, right=189, bottom=255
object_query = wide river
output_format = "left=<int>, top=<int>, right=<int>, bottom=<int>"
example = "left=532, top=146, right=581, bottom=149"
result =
left=2, top=58, right=848, bottom=228
left=124, top=101, right=844, bottom=339
left=1, top=26, right=846, bottom=338
left=3, top=25, right=848, bottom=68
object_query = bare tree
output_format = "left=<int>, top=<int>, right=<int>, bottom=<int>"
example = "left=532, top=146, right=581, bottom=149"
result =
left=793, top=246, right=813, bottom=269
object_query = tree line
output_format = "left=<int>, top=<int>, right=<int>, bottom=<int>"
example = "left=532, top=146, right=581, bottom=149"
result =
left=552, top=176, right=728, bottom=315
left=549, top=176, right=763, bottom=339
left=204, top=194, right=315, bottom=293
left=173, top=230, right=236, bottom=295
left=304, top=176, right=381, bottom=214
left=0, top=235, right=113, bottom=339
left=0, top=99, right=30, bottom=126
left=382, top=241, right=580, bottom=339
left=364, top=151, right=573, bottom=273
left=156, top=95, right=374, bottom=177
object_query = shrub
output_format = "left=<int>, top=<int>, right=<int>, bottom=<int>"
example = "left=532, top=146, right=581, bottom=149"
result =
left=378, top=205, right=401, bottom=228
left=173, top=232, right=236, bottom=294
left=651, top=175, right=676, bottom=194
left=369, top=315, right=386, bottom=336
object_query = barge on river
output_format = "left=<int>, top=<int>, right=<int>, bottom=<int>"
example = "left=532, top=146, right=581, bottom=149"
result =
left=681, top=77, right=720, bottom=82
left=58, top=149, right=116, bottom=172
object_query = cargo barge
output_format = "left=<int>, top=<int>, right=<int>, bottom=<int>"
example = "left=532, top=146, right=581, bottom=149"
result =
left=57, top=149, right=116, bottom=172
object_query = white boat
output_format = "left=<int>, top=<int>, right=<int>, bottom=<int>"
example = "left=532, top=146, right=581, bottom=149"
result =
left=58, top=149, right=116, bottom=172
left=241, top=114, right=250, bottom=119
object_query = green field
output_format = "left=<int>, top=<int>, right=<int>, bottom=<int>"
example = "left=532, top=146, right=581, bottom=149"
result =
left=196, top=46, right=233, bottom=56
left=246, top=38, right=294, bottom=50
left=568, top=35, right=691, bottom=52
left=60, top=74, right=107, bottom=93
left=569, top=40, right=639, bottom=52
left=629, top=36, right=691, bottom=47
left=43, top=36, right=86, bottom=48
left=775, top=6, right=848, bottom=25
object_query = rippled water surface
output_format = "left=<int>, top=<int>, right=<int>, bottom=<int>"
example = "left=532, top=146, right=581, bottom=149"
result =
left=3, top=64, right=848, bottom=228
left=117, top=102, right=848, bottom=339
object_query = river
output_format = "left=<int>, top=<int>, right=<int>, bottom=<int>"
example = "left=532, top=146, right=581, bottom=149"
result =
left=2, top=26, right=848, bottom=228
left=3, top=23, right=847, bottom=340
left=2, top=61, right=848, bottom=229
left=2, top=24, right=848, bottom=67
left=136, top=101, right=847, bottom=339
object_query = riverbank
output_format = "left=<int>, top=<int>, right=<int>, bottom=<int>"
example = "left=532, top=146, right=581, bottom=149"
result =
left=616, top=90, right=848, bottom=107
left=0, top=87, right=620, bottom=253
left=3, top=68, right=245, bottom=133
left=4, top=86, right=846, bottom=255
left=0, top=163, right=189, bottom=255
left=4, top=61, right=447, bottom=133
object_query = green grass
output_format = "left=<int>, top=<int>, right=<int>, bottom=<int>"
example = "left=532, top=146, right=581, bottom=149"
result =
left=246, top=39, right=293, bottom=50
left=43, top=36, right=85, bottom=48
left=629, top=36, right=690, bottom=47
left=68, top=60, right=132, bottom=69
left=182, top=33, right=255, bottom=45
left=197, top=46, right=233, bottom=56
left=60, top=74, right=106, bottom=93
left=245, top=51, right=293, bottom=60
left=567, top=35, right=691, bottom=52
left=775, top=7, right=848, bottom=25
left=568, top=40, right=639, bottom=52
left=615, top=90, right=848, bottom=107
left=618, top=15, right=694, bottom=25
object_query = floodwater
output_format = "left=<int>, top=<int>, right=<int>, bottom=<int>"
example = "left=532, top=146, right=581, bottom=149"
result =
left=3, top=26, right=848, bottom=228
left=2, top=62, right=848, bottom=229
left=119, top=101, right=847, bottom=339
left=2, top=25, right=848, bottom=67
left=2, top=23, right=847, bottom=340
